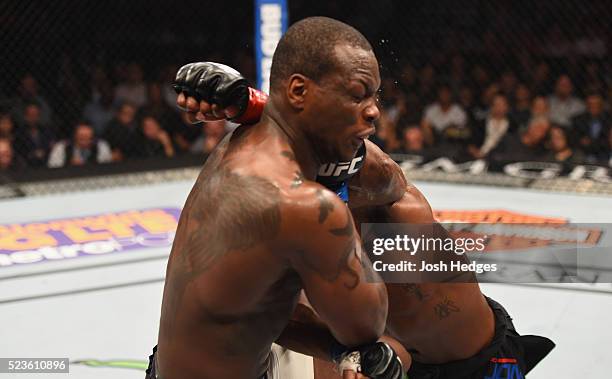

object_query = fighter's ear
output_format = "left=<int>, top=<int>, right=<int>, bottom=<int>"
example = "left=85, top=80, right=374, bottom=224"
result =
left=286, top=74, right=308, bottom=110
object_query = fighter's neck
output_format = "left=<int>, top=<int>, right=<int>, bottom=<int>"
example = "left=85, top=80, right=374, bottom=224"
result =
left=261, top=103, right=320, bottom=180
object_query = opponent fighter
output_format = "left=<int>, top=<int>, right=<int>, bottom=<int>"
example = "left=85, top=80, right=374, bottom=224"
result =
left=179, top=57, right=556, bottom=377
left=149, top=18, right=408, bottom=379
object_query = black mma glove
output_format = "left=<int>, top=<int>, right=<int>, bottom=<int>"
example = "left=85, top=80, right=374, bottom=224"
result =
left=334, top=341, right=404, bottom=379
left=173, top=62, right=262, bottom=123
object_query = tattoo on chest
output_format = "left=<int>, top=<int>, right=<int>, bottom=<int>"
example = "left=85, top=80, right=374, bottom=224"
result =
left=433, top=296, right=461, bottom=319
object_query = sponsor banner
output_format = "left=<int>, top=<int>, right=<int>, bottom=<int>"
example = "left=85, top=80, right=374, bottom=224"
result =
left=0, top=208, right=180, bottom=267
left=254, top=0, right=288, bottom=93
left=395, top=154, right=612, bottom=183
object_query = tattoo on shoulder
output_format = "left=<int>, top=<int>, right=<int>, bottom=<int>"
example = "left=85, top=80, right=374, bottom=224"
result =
left=400, top=284, right=431, bottom=302
left=329, top=205, right=353, bottom=237
left=174, top=167, right=282, bottom=277
left=316, top=189, right=334, bottom=223
left=433, top=296, right=461, bottom=319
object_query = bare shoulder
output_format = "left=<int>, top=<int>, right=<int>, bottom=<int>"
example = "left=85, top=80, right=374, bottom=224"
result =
left=387, top=182, right=434, bottom=223
left=280, top=181, right=351, bottom=235
left=348, top=140, right=407, bottom=207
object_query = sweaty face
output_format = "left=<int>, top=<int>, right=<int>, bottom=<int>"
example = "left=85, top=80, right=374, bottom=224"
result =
left=305, top=45, right=381, bottom=162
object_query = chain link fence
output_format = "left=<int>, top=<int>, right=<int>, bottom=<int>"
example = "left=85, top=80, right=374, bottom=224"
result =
left=0, top=0, right=610, bottom=196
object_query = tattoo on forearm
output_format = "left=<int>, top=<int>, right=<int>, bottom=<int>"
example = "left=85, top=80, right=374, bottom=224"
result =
left=433, top=296, right=460, bottom=319
left=316, top=189, right=334, bottom=223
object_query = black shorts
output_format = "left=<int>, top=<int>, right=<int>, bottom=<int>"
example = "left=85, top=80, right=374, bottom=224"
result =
left=406, top=297, right=555, bottom=379
left=144, top=346, right=158, bottom=379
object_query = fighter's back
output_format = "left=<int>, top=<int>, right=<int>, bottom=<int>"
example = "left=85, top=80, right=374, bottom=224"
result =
left=156, top=123, right=305, bottom=378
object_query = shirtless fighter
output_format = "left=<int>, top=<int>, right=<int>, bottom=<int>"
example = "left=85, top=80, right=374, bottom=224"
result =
left=178, top=38, right=556, bottom=379
left=148, top=17, right=408, bottom=379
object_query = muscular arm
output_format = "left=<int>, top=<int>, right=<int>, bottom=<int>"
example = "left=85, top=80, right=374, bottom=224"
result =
left=276, top=297, right=336, bottom=361
left=277, top=295, right=412, bottom=369
left=286, top=187, right=388, bottom=348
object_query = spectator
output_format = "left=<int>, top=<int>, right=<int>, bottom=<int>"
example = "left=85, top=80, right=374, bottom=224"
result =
left=471, top=65, right=491, bottom=90
left=499, top=70, right=518, bottom=104
left=526, top=96, right=550, bottom=131
left=13, top=102, right=55, bottom=167
left=370, top=110, right=400, bottom=153
left=89, top=66, right=110, bottom=102
left=103, top=102, right=139, bottom=161
left=473, top=83, right=500, bottom=123
left=548, top=75, right=585, bottom=127
left=137, top=115, right=174, bottom=158
left=420, top=85, right=467, bottom=146
left=467, top=95, right=513, bottom=159
left=0, top=113, right=15, bottom=140
left=191, top=120, right=228, bottom=154
left=174, top=112, right=203, bottom=153
left=543, top=126, right=585, bottom=164
left=493, top=117, right=551, bottom=162
left=11, top=74, right=53, bottom=126
left=139, top=82, right=183, bottom=137
left=398, top=63, right=417, bottom=94
left=417, top=64, right=437, bottom=105
left=448, top=54, right=467, bottom=94
left=395, top=125, right=428, bottom=155
left=531, top=62, right=551, bottom=96
left=379, top=78, right=405, bottom=123
left=48, top=122, right=112, bottom=168
left=458, top=86, right=478, bottom=125
left=0, top=138, right=22, bottom=172
left=512, top=84, right=532, bottom=128
left=159, top=64, right=182, bottom=111
left=83, top=80, right=116, bottom=136
left=571, top=93, right=610, bottom=160
left=114, top=63, right=147, bottom=108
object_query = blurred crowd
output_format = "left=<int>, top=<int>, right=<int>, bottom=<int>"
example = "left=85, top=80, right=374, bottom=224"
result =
left=372, top=58, right=612, bottom=166
left=0, top=63, right=231, bottom=172
left=0, top=57, right=611, bottom=173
